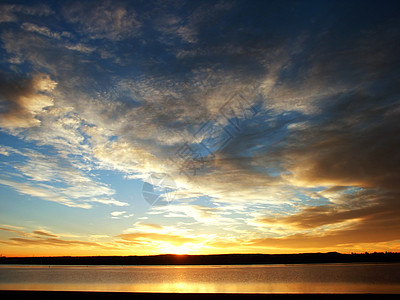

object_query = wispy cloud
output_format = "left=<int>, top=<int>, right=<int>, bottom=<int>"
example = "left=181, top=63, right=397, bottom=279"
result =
left=0, top=226, right=121, bottom=252
left=0, top=149, right=128, bottom=208
left=3, top=237, right=117, bottom=250
left=21, top=23, right=61, bottom=39
left=32, top=230, right=58, bottom=238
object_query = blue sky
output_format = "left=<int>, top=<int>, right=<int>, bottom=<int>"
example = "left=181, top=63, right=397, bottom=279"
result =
left=0, top=0, right=400, bottom=256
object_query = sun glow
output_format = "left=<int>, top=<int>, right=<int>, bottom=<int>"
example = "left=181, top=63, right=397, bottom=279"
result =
left=159, top=243, right=204, bottom=255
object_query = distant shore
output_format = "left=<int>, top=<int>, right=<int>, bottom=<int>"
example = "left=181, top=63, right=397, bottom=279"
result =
left=1, top=252, right=400, bottom=265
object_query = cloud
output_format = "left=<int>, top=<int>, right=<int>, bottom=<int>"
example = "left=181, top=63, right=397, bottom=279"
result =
left=0, top=148, right=128, bottom=208
left=258, top=194, right=387, bottom=230
left=111, top=211, right=127, bottom=217
left=1, top=227, right=58, bottom=239
left=0, top=3, right=53, bottom=23
left=249, top=207, right=400, bottom=249
left=136, top=223, right=163, bottom=230
left=63, top=0, right=141, bottom=40
left=32, top=230, right=58, bottom=238
left=117, top=232, right=199, bottom=246
left=0, top=72, right=56, bottom=130
left=0, top=178, right=91, bottom=209
left=0, top=227, right=121, bottom=251
left=0, top=145, right=22, bottom=156
left=0, top=226, right=32, bottom=237
left=277, top=25, right=400, bottom=193
left=252, top=189, right=400, bottom=248
left=92, top=139, right=164, bottom=175
left=0, top=224, right=25, bottom=230
left=117, top=221, right=208, bottom=252
left=21, top=23, right=61, bottom=39
left=283, top=102, right=400, bottom=192
left=3, top=237, right=117, bottom=250
left=65, top=43, right=95, bottom=53
left=0, top=150, right=128, bottom=208
left=110, top=211, right=133, bottom=219
left=152, top=204, right=229, bottom=224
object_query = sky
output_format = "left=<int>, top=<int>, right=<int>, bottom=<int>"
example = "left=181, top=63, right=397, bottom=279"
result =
left=0, top=0, right=399, bottom=257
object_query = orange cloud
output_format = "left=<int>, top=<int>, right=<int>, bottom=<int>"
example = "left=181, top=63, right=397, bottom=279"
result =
left=32, top=230, right=58, bottom=238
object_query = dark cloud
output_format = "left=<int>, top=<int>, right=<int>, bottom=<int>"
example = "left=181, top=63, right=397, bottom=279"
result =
left=0, top=2, right=53, bottom=23
left=63, top=0, right=141, bottom=40
left=251, top=199, right=400, bottom=248
left=0, top=72, right=56, bottom=129
left=284, top=91, right=400, bottom=192
left=260, top=189, right=399, bottom=228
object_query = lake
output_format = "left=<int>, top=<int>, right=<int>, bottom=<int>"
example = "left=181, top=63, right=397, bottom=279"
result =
left=1, top=263, right=400, bottom=293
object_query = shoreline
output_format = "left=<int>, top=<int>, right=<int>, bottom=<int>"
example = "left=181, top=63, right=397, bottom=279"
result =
left=1, top=252, right=399, bottom=266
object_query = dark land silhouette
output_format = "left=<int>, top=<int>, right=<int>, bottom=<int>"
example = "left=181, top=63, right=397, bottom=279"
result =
left=1, top=252, right=399, bottom=265
left=1, top=291, right=399, bottom=299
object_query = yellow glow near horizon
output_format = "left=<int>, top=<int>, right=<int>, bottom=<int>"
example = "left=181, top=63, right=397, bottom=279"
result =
left=157, top=242, right=205, bottom=255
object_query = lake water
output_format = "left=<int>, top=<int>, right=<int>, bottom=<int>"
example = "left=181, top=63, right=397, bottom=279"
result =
left=1, top=263, right=400, bottom=293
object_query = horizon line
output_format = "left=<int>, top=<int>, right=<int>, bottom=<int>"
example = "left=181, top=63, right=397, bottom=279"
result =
left=2, top=251, right=399, bottom=259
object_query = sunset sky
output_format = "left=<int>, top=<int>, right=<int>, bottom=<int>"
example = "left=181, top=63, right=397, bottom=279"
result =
left=0, top=0, right=399, bottom=257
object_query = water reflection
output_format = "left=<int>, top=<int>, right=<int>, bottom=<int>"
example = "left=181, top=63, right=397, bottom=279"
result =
left=1, top=263, right=400, bottom=293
